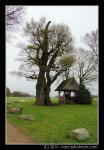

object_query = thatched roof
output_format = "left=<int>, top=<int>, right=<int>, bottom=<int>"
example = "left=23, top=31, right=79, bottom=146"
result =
left=55, top=77, right=79, bottom=91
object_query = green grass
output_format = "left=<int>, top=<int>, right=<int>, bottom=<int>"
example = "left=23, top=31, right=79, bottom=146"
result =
left=6, top=97, right=98, bottom=144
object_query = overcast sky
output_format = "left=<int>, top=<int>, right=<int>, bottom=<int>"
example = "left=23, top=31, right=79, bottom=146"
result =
left=6, top=6, right=98, bottom=96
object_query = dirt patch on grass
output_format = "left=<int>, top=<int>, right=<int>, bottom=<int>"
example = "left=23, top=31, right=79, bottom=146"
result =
left=6, top=122, right=37, bottom=144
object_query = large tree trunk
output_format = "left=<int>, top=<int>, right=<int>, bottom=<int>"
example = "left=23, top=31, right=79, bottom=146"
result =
left=35, top=21, right=52, bottom=105
left=35, top=70, right=52, bottom=105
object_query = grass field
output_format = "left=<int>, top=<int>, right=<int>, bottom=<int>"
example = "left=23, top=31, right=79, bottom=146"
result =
left=6, top=97, right=98, bottom=144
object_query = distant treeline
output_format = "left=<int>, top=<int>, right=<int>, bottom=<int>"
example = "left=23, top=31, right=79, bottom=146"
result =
left=91, top=95, right=98, bottom=99
left=6, top=87, right=33, bottom=97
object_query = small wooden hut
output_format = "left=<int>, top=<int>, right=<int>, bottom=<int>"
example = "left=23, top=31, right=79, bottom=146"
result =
left=55, top=77, right=79, bottom=104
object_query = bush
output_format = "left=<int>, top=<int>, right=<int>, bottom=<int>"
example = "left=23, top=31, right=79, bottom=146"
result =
left=6, top=87, right=11, bottom=96
left=12, top=91, right=31, bottom=97
left=75, top=84, right=92, bottom=104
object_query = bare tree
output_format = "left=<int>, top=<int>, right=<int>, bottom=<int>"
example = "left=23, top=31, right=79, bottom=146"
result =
left=74, top=48, right=97, bottom=85
left=83, top=29, right=98, bottom=72
left=11, top=18, right=74, bottom=105
left=6, top=6, right=24, bottom=30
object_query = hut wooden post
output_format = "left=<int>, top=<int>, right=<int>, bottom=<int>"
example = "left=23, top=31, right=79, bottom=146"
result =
left=58, top=91, right=60, bottom=97
left=70, top=91, right=71, bottom=100
left=58, top=91, right=60, bottom=103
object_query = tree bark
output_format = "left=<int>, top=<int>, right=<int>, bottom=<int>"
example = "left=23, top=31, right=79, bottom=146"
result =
left=44, top=85, right=51, bottom=105
left=35, top=69, right=52, bottom=105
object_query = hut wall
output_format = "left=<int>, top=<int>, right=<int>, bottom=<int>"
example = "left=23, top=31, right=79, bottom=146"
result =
left=59, top=96, right=65, bottom=104
left=65, top=96, right=76, bottom=104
